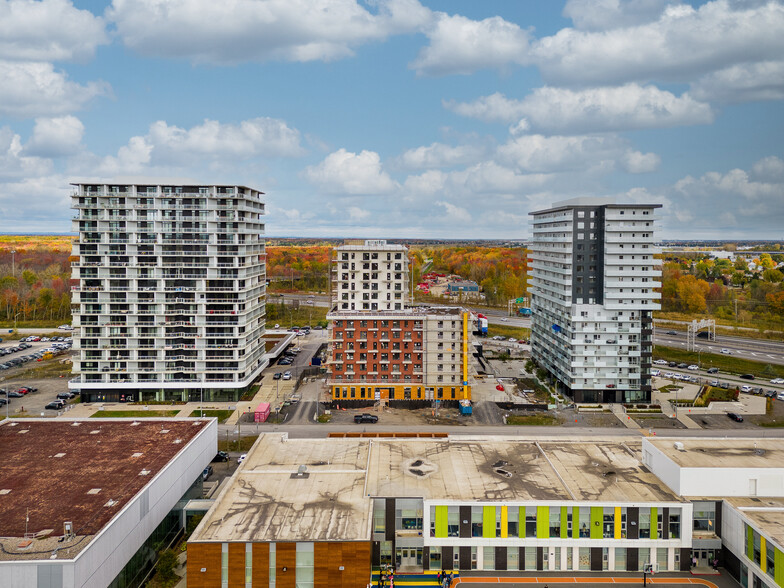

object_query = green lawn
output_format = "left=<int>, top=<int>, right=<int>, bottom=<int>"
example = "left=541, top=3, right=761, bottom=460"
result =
left=487, top=324, right=530, bottom=340
left=654, top=345, right=784, bottom=379
left=218, top=435, right=259, bottom=452
left=90, top=410, right=180, bottom=418
left=695, top=386, right=738, bottom=407
left=506, top=414, right=558, bottom=426
left=188, top=409, right=234, bottom=423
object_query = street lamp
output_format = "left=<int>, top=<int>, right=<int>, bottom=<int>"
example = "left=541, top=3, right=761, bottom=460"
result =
left=14, top=312, right=21, bottom=332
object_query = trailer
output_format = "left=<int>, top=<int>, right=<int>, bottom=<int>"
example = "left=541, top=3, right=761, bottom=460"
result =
left=254, top=402, right=271, bottom=423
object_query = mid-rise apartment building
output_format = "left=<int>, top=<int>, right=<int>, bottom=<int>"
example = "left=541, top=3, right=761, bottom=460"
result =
left=332, top=240, right=410, bottom=311
left=327, top=306, right=470, bottom=403
left=529, top=197, right=661, bottom=403
left=69, top=181, right=267, bottom=402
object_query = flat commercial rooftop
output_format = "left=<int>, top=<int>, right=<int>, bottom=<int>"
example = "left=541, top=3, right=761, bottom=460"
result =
left=0, top=419, right=209, bottom=560
left=728, top=497, right=784, bottom=548
left=648, top=438, right=784, bottom=468
left=194, top=435, right=682, bottom=543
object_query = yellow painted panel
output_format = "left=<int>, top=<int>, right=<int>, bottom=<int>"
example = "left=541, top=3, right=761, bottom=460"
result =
left=501, top=506, right=508, bottom=538
left=615, top=507, right=622, bottom=539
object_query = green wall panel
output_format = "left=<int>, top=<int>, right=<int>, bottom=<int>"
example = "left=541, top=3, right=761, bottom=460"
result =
left=537, top=506, right=549, bottom=539
left=435, top=505, right=448, bottom=538
left=483, top=506, right=495, bottom=539
left=561, top=506, right=568, bottom=539
left=590, top=507, right=603, bottom=540
left=651, top=507, right=658, bottom=540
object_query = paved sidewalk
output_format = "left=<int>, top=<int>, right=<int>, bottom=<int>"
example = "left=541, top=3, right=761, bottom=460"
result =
left=609, top=403, right=641, bottom=429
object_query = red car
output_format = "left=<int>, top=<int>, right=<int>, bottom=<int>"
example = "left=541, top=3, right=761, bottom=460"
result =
left=496, top=384, right=505, bottom=392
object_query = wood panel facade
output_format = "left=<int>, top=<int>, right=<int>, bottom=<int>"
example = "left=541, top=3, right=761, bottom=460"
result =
left=186, top=541, right=371, bottom=588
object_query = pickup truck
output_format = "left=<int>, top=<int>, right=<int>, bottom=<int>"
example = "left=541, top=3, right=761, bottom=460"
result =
left=354, top=413, right=378, bottom=424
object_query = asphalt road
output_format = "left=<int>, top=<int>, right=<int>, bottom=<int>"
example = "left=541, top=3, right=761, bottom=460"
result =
left=654, top=330, right=784, bottom=365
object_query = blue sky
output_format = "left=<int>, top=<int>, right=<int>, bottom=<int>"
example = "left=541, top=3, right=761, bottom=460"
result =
left=0, top=0, right=783, bottom=239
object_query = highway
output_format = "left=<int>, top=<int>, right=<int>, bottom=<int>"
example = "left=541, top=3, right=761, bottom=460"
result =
left=654, top=330, right=784, bottom=365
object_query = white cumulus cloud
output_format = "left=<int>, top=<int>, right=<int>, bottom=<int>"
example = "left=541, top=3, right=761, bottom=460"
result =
left=410, top=12, right=529, bottom=76
left=531, top=1, right=784, bottom=86
left=0, top=126, right=52, bottom=179
left=447, top=84, right=714, bottom=133
left=690, top=60, right=784, bottom=103
left=108, top=0, right=432, bottom=65
left=0, top=0, right=108, bottom=62
left=304, top=148, right=397, bottom=194
left=23, top=115, right=84, bottom=157
left=397, top=141, right=486, bottom=169
left=563, top=0, right=677, bottom=31
left=435, top=200, right=471, bottom=222
left=0, top=61, right=110, bottom=118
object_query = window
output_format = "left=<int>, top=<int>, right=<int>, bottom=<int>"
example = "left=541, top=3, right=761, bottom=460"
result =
left=245, top=544, right=252, bottom=587
left=508, top=547, right=519, bottom=571
left=397, top=499, right=423, bottom=530
left=429, top=547, right=442, bottom=570
left=525, top=547, right=537, bottom=570
left=579, top=547, right=590, bottom=570
left=447, top=506, right=459, bottom=537
left=639, top=510, right=651, bottom=538
left=508, top=506, right=519, bottom=537
left=269, top=543, right=276, bottom=588
left=692, top=502, right=716, bottom=533
left=550, top=508, right=561, bottom=537
left=471, top=506, right=483, bottom=537
left=483, top=546, right=495, bottom=570
left=579, top=508, right=590, bottom=538
left=603, top=508, right=614, bottom=538
left=616, top=548, right=626, bottom=571
left=221, top=543, right=229, bottom=588
left=668, top=511, right=680, bottom=539
left=373, top=499, right=385, bottom=534
left=526, top=506, right=537, bottom=537
left=296, top=542, right=314, bottom=588
left=767, top=543, right=776, bottom=579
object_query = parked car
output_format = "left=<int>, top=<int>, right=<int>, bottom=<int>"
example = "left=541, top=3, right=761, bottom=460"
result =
left=651, top=369, right=660, bottom=377
left=741, top=385, right=753, bottom=393
left=273, top=372, right=282, bottom=380
left=668, top=362, right=678, bottom=367
left=212, top=451, right=230, bottom=462
left=45, top=400, right=65, bottom=410
left=354, top=413, right=378, bottom=424
left=677, top=363, right=689, bottom=369
left=740, top=374, right=756, bottom=380
left=727, top=412, right=743, bottom=422
left=687, top=365, right=699, bottom=371
left=56, top=392, right=74, bottom=400
left=202, top=466, right=214, bottom=481
left=771, top=378, right=784, bottom=385
left=707, top=367, right=719, bottom=374
left=7, top=391, right=23, bottom=398
left=653, top=359, right=668, bottom=365
left=238, top=454, right=247, bottom=465
left=289, top=393, right=301, bottom=404
left=666, top=331, right=677, bottom=335
left=282, top=371, right=292, bottom=380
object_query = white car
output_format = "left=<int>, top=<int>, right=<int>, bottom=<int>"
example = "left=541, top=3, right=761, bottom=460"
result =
left=664, top=372, right=676, bottom=379
left=653, top=359, right=668, bottom=365
left=501, top=318, right=508, bottom=322
left=687, top=365, right=699, bottom=371
left=238, top=453, right=247, bottom=465
left=741, top=385, right=753, bottom=393
left=771, top=378, right=784, bottom=385
left=274, top=324, right=280, bottom=328
left=508, top=337, right=517, bottom=342
left=721, top=348, right=732, bottom=355
left=283, top=371, right=292, bottom=380
left=651, top=369, right=660, bottom=377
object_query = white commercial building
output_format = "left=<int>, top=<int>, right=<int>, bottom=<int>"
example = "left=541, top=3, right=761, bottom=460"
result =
left=0, top=418, right=216, bottom=588
left=69, top=180, right=267, bottom=402
left=331, top=240, right=410, bottom=312
left=529, top=197, right=661, bottom=403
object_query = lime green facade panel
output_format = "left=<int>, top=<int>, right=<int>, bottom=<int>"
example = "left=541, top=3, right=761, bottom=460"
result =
left=651, top=507, right=659, bottom=540
left=590, top=507, right=603, bottom=540
left=561, top=506, right=568, bottom=539
left=537, top=506, right=549, bottom=539
left=435, top=505, right=448, bottom=538
left=483, top=506, right=495, bottom=539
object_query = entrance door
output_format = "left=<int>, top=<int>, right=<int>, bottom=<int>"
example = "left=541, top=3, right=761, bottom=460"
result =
left=397, top=548, right=422, bottom=571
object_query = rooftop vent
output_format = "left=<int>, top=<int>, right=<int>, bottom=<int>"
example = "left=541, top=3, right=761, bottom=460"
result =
left=159, top=429, right=170, bottom=434
left=104, top=500, right=118, bottom=507
left=291, top=464, right=309, bottom=479
left=53, top=453, right=66, bottom=458
left=492, top=460, right=508, bottom=468
left=89, top=430, right=101, bottom=435
left=131, top=452, right=143, bottom=458
left=18, top=429, right=29, bottom=434
left=495, top=468, right=513, bottom=478
left=87, top=488, right=101, bottom=495
left=0, top=489, right=11, bottom=495
left=602, top=470, right=616, bottom=478
left=673, top=442, right=685, bottom=451
left=70, top=422, right=81, bottom=426
left=130, top=421, right=140, bottom=426
left=139, top=469, right=150, bottom=476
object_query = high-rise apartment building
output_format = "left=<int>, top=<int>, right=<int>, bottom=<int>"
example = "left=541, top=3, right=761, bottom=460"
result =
left=331, top=240, right=410, bottom=311
left=326, top=240, right=471, bottom=404
left=529, top=197, right=661, bottom=403
left=69, top=181, right=267, bottom=402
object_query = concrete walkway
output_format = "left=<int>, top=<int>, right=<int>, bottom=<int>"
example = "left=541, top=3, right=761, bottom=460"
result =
left=609, top=403, right=641, bottom=429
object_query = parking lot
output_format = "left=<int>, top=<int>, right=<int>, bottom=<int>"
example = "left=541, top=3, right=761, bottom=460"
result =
left=0, top=337, right=76, bottom=418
